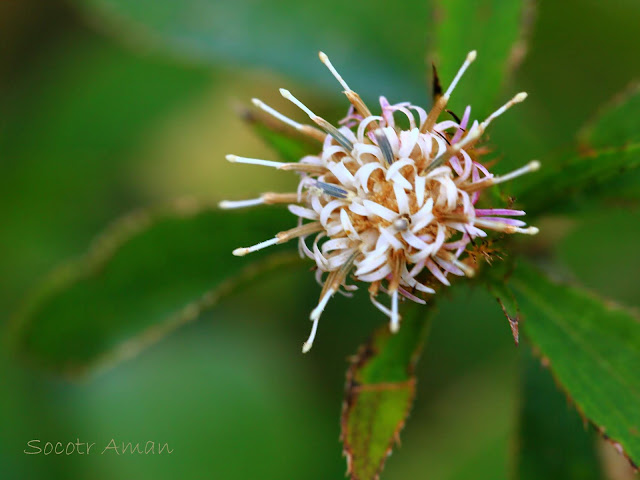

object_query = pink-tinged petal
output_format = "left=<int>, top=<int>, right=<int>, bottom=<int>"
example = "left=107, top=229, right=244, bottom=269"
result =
left=356, top=115, right=384, bottom=143
left=408, top=105, right=427, bottom=128
left=390, top=106, right=416, bottom=129
left=475, top=209, right=526, bottom=216
left=358, top=263, right=392, bottom=282
left=472, top=163, right=480, bottom=182
left=473, top=161, right=492, bottom=178
left=443, top=235, right=472, bottom=250
left=434, top=256, right=465, bottom=276
left=450, top=155, right=463, bottom=176
left=425, top=258, right=450, bottom=286
left=455, top=149, right=473, bottom=183
left=398, top=287, right=427, bottom=304
left=477, top=217, right=527, bottom=227
left=435, top=120, right=459, bottom=131
left=451, top=105, right=471, bottom=144
left=339, top=104, right=363, bottom=127
left=379, top=96, right=394, bottom=128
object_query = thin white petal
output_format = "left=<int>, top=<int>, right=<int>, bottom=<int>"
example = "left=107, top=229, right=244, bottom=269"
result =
left=363, top=200, right=398, bottom=222
left=288, top=204, right=319, bottom=220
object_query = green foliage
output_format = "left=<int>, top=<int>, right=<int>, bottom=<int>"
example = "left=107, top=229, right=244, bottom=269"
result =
left=515, top=143, right=640, bottom=215
left=341, top=305, right=433, bottom=480
left=74, top=0, right=432, bottom=102
left=432, top=0, right=533, bottom=118
left=10, top=205, right=298, bottom=375
left=515, top=82, right=640, bottom=213
left=577, top=82, right=640, bottom=205
left=516, top=346, right=604, bottom=480
left=578, top=82, right=640, bottom=149
left=508, top=261, right=640, bottom=466
left=5, top=0, right=640, bottom=479
left=0, top=34, right=212, bottom=313
left=485, top=271, right=520, bottom=344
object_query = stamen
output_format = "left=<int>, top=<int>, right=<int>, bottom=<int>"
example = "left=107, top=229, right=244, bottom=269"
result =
left=218, top=198, right=264, bottom=209
left=252, top=98, right=303, bottom=130
left=280, top=88, right=354, bottom=150
left=276, top=222, right=324, bottom=242
left=319, top=52, right=374, bottom=119
left=464, top=161, right=540, bottom=192
left=302, top=317, right=320, bottom=353
left=375, top=130, right=395, bottom=164
left=483, top=92, right=527, bottom=127
left=262, top=192, right=305, bottom=204
left=424, top=93, right=529, bottom=174
left=452, top=92, right=528, bottom=150
left=278, top=163, right=328, bottom=174
left=303, top=250, right=359, bottom=353
left=444, top=50, right=477, bottom=98
left=390, top=289, right=400, bottom=333
left=473, top=218, right=539, bottom=235
left=310, top=288, right=335, bottom=322
left=318, top=52, right=351, bottom=91
left=220, top=192, right=306, bottom=209
left=422, top=51, right=476, bottom=133
left=345, top=91, right=374, bottom=120
left=302, top=288, right=336, bottom=353
left=232, top=237, right=279, bottom=256
left=226, top=154, right=285, bottom=168
left=303, top=303, right=324, bottom=354
left=233, top=222, right=322, bottom=256
left=303, top=286, right=336, bottom=353
left=488, top=159, right=539, bottom=184
left=252, top=98, right=326, bottom=142
left=279, top=88, right=316, bottom=118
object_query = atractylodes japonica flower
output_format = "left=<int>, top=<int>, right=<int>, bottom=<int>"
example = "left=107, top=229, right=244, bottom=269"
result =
left=221, top=50, right=540, bottom=352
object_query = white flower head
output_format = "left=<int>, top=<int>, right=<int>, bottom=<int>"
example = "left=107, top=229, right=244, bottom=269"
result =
left=222, top=50, right=540, bottom=353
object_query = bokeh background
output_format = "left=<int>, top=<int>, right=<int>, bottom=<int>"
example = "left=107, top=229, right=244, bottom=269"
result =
left=1, top=0, right=640, bottom=479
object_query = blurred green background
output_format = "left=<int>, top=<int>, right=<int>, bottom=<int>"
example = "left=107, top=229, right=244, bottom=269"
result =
left=1, top=0, right=639, bottom=478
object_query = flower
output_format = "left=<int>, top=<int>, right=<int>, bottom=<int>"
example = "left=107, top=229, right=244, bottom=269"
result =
left=221, top=50, right=540, bottom=353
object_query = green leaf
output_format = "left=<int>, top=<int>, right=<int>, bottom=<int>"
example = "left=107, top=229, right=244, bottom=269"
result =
left=516, top=345, right=604, bottom=480
left=0, top=33, right=212, bottom=313
left=73, top=0, right=433, bottom=102
left=513, top=143, right=640, bottom=215
left=10, top=202, right=301, bottom=376
left=432, top=0, right=534, bottom=118
left=237, top=103, right=318, bottom=163
left=514, top=83, right=640, bottom=213
left=557, top=210, right=640, bottom=309
left=341, top=304, right=434, bottom=480
left=507, top=261, right=640, bottom=467
left=485, top=270, right=520, bottom=345
left=575, top=81, right=640, bottom=205
left=578, top=82, right=640, bottom=149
